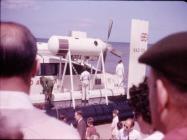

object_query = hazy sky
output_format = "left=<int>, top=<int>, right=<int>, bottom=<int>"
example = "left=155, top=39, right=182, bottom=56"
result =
left=1, top=0, right=187, bottom=43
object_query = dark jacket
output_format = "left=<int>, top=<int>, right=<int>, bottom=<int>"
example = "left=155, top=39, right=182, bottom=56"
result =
left=77, top=119, right=86, bottom=139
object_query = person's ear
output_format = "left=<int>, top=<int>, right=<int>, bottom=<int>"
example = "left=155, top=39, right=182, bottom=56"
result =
left=156, top=79, right=168, bottom=120
left=31, top=58, right=40, bottom=77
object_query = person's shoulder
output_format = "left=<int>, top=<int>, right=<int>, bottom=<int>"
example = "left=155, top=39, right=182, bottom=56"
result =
left=80, top=119, right=86, bottom=125
left=86, top=70, right=90, bottom=74
left=144, top=131, right=164, bottom=140
left=114, top=116, right=119, bottom=121
left=119, top=128, right=124, bottom=134
left=27, top=108, right=80, bottom=139
left=133, top=129, right=140, bottom=134
left=48, top=118, right=80, bottom=136
left=120, top=63, right=124, bottom=67
left=1, top=108, right=80, bottom=139
left=132, top=129, right=141, bottom=138
left=27, top=109, right=80, bottom=139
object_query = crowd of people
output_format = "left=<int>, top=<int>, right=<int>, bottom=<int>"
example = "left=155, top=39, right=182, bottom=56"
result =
left=111, top=109, right=141, bottom=140
left=1, top=21, right=187, bottom=140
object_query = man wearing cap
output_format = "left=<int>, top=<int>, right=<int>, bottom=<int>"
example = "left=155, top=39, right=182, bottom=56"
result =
left=138, top=32, right=187, bottom=140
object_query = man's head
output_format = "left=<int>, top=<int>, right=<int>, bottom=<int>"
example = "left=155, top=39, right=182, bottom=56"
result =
left=59, top=113, right=68, bottom=122
left=112, top=109, right=119, bottom=117
left=124, top=118, right=135, bottom=132
left=74, top=110, right=83, bottom=122
left=0, top=22, right=38, bottom=88
left=139, top=32, right=187, bottom=133
left=87, top=117, right=94, bottom=126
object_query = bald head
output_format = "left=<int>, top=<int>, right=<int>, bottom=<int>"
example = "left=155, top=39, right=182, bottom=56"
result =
left=0, top=22, right=37, bottom=77
left=124, top=118, right=135, bottom=129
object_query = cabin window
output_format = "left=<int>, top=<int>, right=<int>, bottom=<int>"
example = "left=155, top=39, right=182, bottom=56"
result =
left=37, top=63, right=59, bottom=76
left=94, top=40, right=98, bottom=46
left=36, top=62, right=96, bottom=76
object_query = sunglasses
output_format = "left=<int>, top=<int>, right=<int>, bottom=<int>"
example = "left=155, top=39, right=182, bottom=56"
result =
left=124, top=125, right=130, bottom=129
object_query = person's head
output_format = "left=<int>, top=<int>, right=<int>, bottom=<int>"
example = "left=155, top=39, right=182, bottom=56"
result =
left=117, top=121, right=123, bottom=130
left=90, top=133, right=100, bottom=140
left=82, top=66, right=87, bottom=72
left=118, top=60, right=122, bottom=64
left=59, top=113, right=67, bottom=122
left=0, top=22, right=38, bottom=91
left=112, top=109, right=119, bottom=117
left=124, top=118, right=135, bottom=132
left=74, top=110, right=83, bottom=121
left=139, top=32, right=187, bottom=134
left=87, top=117, right=94, bottom=127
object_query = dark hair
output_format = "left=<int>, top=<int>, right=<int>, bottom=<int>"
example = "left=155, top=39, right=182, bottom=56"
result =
left=118, top=60, right=122, bottom=63
left=59, top=113, right=67, bottom=120
left=0, top=22, right=37, bottom=77
left=75, top=110, right=83, bottom=117
left=154, top=68, right=187, bottom=93
left=112, top=109, right=119, bottom=115
left=87, top=117, right=94, bottom=125
left=83, top=66, right=86, bottom=71
left=117, top=121, right=123, bottom=130
left=129, top=77, right=152, bottom=124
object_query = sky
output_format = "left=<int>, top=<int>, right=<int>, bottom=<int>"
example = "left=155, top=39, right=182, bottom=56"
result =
left=1, top=0, right=187, bottom=43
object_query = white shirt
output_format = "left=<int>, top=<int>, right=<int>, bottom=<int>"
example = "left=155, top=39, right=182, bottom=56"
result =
left=0, top=91, right=33, bottom=109
left=80, top=70, right=90, bottom=83
left=119, top=128, right=141, bottom=140
left=117, top=128, right=124, bottom=139
left=116, top=62, right=125, bottom=76
left=144, top=131, right=164, bottom=140
left=0, top=90, right=80, bottom=139
left=111, top=116, right=119, bottom=136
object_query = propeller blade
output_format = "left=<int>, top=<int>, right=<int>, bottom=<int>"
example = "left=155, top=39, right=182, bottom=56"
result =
left=107, top=19, right=113, bottom=41
left=110, top=48, right=123, bottom=57
left=106, top=44, right=123, bottom=57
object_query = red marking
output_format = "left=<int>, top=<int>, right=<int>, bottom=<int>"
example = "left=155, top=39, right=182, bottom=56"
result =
left=58, top=39, right=69, bottom=56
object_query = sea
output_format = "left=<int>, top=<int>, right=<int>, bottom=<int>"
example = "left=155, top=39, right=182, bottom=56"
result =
left=105, top=42, right=130, bottom=75
left=104, top=42, right=151, bottom=76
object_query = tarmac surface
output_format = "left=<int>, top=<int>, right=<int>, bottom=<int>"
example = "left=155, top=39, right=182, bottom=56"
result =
left=95, top=122, right=147, bottom=139
left=95, top=123, right=112, bottom=139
